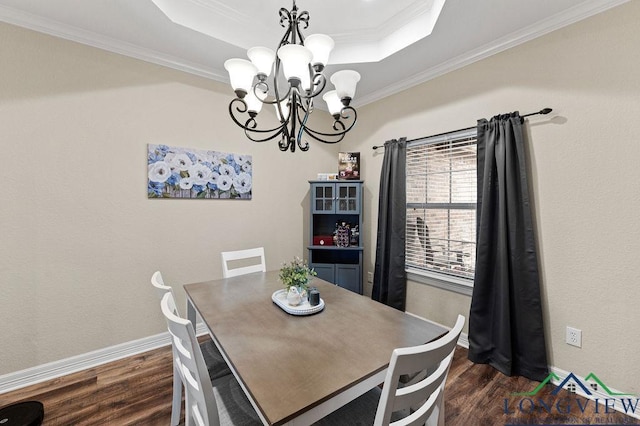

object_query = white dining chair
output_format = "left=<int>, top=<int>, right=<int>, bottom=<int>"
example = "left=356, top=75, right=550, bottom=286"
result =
left=151, top=271, right=231, bottom=425
left=160, top=292, right=262, bottom=426
left=221, top=247, right=266, bottom=278
left=314, top=315, right=465, bottom=426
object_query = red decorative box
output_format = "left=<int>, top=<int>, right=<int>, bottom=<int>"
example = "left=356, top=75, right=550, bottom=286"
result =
left=313, top=236, right=334, bottom=246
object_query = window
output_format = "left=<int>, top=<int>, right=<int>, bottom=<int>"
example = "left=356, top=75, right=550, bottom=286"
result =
left=406, top=129, right=477, bottom=287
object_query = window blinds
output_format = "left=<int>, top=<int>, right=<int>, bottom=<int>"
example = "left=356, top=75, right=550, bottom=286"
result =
left=406, top=129, right=477, bottom=281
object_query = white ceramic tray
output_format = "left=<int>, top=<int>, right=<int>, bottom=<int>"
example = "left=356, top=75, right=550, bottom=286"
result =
left=271, top=289, right=325, bottom=316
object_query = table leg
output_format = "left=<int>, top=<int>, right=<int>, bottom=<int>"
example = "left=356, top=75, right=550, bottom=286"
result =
left=186, top=297, right=197, bottom=326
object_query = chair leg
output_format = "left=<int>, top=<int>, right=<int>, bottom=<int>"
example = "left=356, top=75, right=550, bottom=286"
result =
left=184, top=389, right=193, bottom=426
left=170, top=363, right=183, bottom=426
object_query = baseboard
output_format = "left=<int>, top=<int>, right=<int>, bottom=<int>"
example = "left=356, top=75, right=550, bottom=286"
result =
left=403, top=311, right=469, bottom=348
left=0, top=323, right=209, bottom=395
left=457, top=332, right=469, bottom=348
left=4, top=325, right=636, bottom=423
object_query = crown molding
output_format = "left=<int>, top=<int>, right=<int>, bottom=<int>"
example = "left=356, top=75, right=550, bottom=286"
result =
left=354, top=0, right=631, bottom=107
left=0, top=4, right=226, bottom=81
left=0, top=0, right=630, bottom=106
left=151, top=0, right=278, bottom=49
left=331, top=0, right=442, bottom=43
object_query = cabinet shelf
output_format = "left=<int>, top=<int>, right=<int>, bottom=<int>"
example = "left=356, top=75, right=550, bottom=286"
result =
left=308, top=180, right=363, bottom=295
left=307, top=245, right=363, bottom=251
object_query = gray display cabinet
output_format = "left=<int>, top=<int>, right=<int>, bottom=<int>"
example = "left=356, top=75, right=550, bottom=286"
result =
left=308, top=180, right=363, bottom=294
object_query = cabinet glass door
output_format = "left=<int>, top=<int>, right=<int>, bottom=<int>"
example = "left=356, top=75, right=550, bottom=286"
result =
left=336, top=183, right=360, bottom=214
left=313, top=184, right=334, bottom=213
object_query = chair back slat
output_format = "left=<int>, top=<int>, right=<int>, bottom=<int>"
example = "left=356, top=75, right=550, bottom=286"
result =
left=221, top=247, right=266, bottom=278
left=151, top=270, right=176, bottom=301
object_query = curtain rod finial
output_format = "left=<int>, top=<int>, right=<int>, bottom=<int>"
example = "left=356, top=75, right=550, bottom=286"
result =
left=540, top=108, right=552, bottom=115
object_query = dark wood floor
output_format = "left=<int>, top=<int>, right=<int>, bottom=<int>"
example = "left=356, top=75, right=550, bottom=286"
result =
left=1, top=342, right=637, bottom=425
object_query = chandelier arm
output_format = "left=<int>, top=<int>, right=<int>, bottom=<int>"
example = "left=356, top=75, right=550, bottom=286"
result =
left=279, top=125, right=297, bottom=152
left=270, top=53, right=293, bottom=115
left=270, top=55, right=294, bottom=106
left=296, top=107, right=358, bottom=143
left=253, top=80, right=269, bottom=97
left=238, top=117, right=290, bottom=137
left=299, top=119, right=346, bottom=144
left=295, top=106, right=357, bottom=136
left=302, top=129, right=345, bottom=144
left=289, top=91, right=299, bottom=151
left=228, top=98, right=249, bottom=126
left=244, top=125, right=288, bottom=144
left=278, top=26, right=293, bottom=49
left=297, top=11, right=309, bottom=31
left=253, top=80, right=291, bottom=106
left=293, top=106, right=340, bottom=144
left=293, top=92, right=310, bottom=115
left=278, top=137, right=289, bottom=151
left=279, top=7, right=292, bottom=28
left=299, top=73, right=327, bottom=100
left=295, top=109, right=311, bottom=151
left=338, top=106, right=357, bottom=123
left=228, top=98, right=291, bottom=142
left=298, top=139, right=311, bottom=151
left=279, top=131, right=298, bottom=152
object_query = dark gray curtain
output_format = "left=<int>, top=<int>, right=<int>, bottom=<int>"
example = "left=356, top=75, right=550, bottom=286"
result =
left=468, top=113, right=548, bottom=382
left=372, top=138, right=407, bottom=311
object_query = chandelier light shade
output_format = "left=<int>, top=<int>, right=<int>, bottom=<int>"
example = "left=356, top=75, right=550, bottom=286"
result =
left=244, top=89, right=268, bottom=115
left=247, top=47, right=276, bottom=78
left=322, top=90, right=343, bottom=117
left=224, top=0, right=360, bottom=152
left=304, top=34, right=335, bottom=68
left=277, top=44, right=313, bottom=83
left=224, top=59, right=258, bottom=98
left=330, top=70, right=361, bottom=102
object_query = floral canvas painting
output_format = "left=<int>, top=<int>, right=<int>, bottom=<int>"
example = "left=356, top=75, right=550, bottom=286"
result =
left=147, top=144, right=252, bottom=199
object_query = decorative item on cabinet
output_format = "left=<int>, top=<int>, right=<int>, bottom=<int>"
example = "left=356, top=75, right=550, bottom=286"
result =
left=338, top=152, right=360, bottom=180
left=313, top=235, right=334, bottom=246
left=334, top=222, right=350, bottom=247
left=350, top=225, right=359, bottom=246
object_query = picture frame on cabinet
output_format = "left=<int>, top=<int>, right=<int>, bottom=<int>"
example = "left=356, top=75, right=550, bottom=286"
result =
left=338, top=152, right=360, bottom=180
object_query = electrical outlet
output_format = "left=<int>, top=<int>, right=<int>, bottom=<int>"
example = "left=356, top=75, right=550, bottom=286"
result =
left=566, top=326, right=582, bottom=347
left=367, top=272, right=373, bottom=283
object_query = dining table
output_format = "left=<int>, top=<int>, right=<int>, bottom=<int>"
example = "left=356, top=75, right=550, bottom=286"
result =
left=184, top=270, right=446, bottom=426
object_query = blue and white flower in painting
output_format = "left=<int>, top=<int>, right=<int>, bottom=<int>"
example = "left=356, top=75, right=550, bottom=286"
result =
left=147, top=144, right=252, bottom=199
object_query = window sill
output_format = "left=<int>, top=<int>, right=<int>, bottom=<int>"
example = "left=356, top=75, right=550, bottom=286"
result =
left=406, top=268, right=473, bottom=296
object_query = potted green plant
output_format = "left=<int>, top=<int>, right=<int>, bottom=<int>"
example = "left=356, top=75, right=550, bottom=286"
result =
left=279, top=257, right=317, bottom=306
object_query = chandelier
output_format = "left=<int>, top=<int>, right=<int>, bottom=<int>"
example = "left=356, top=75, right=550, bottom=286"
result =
left=223, top=1, right=361, bottom=152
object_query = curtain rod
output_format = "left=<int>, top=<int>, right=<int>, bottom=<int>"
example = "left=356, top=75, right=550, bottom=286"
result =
left=372, top=108, right=553, bottom=150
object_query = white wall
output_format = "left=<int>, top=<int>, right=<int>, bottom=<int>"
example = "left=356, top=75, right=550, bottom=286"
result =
left=351, top=1, right=640, bottom=394
left=2, top=1, right=639, bottom=396
left=0, top=22, right=339, bottom=375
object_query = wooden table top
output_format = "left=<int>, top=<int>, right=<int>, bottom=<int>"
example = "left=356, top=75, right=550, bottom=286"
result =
left=184, top=271, right=446, bottom=425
